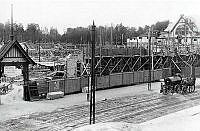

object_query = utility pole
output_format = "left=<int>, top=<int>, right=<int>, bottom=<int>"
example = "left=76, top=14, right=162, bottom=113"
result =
left=100, top=28, right=102, bottom=46
left=38, top=43, right=41, bottom=62
left=99, top=28, right=102, bottom=75
left=121, top=34, right=124, bottom=46
left=115, top=35, right=117, bottom=47
left=81, top=35, right=84, bottom=63
left=10, top=4, right=14, bottom=41
left=151, top=27, right=154, bottom=82
left=90, top=21, right=96, bottom=124
left=110, top=23, right=113, bottom=45
left=87, top=30, right=90, bottom=102
left=3, top=29, right=5, bottom=43
left=148, top=27, right=152, bottom=91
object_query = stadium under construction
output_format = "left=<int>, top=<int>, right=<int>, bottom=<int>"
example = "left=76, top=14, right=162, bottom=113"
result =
left=82, top=15, right=200, bottom=78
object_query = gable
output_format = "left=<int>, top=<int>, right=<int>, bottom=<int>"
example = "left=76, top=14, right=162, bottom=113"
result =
left=2, top=45, right=26, bottom=62
left=166, top=15, right=198, bottom=36
left=5, top=45, right=24, bottom=58
left=0, top=40, right=35, bottom=64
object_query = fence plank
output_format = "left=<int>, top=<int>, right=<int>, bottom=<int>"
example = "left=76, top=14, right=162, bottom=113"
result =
left=122, top=72, right=134, bottom=85
left=110, top=73, right=123, bottom=87
left=64, top=78, right=81, bottom=94
left=96, top=75, right=110, bottom=89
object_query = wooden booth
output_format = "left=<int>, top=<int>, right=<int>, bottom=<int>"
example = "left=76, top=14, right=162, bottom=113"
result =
left=0, top=40, right=35, bottom=101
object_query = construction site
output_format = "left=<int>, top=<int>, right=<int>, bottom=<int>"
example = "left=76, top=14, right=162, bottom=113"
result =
left=1, top=9, right=200, bottom=130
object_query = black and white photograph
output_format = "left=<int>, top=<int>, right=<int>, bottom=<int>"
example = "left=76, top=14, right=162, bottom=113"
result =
left=0, top=0, right=200, bottom=130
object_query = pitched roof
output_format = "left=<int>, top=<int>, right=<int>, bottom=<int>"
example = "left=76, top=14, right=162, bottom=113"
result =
left=0, top=40, right=35, bottom=64
left=164, top=15, right=198, bottom=34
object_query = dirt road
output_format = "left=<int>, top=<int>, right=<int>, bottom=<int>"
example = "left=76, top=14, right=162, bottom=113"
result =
left=1, top=85, right=200, bottom=131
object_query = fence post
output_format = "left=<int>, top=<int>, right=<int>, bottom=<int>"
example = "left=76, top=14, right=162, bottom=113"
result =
left=133, top=71, right=134, bottom=85
left=109, top=73, right=110, bottom=88
left=122, top=72, right=124, bottom=85
left=87, top=75, right=90, bottom=101
left=47, top=81, right=50, bottom=93
left=64, top=79, right=66, bottom=95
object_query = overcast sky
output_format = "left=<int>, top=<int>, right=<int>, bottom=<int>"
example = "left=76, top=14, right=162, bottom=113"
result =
left=1, top=0, right=200, bottom=34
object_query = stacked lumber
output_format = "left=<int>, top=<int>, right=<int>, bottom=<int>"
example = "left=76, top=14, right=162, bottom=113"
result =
left=46, top=91, right=64, bottom=100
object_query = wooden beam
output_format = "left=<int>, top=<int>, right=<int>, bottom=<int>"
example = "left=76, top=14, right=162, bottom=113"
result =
left=110, top=57, right=123, bottom=74
left=137, top=59, right=149, bottom=71
left=100, top=57, right=113, bottom=76
left=131, top=57, right=140, bottom=71
left=121, top=57, right=131, bottom=72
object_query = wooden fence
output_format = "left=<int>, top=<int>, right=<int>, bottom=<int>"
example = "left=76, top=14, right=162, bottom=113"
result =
left=46, top=68, right=171, bottom=94
left=45, top=66, right=200, bottom=95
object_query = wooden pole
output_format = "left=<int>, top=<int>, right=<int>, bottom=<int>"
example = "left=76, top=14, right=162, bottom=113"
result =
left=100, top=28, right=102, bottom=76
left=111, top=23, right=113, bottom=45
left=10, top=4, right=14, bottom=41
left=92, top=21, right=96, bottom=124
left=90, top=21, right=96, bottom=124
left=39, top=43, right=41, bottom=62
left=151, top=27, right=154, bottom=81
left=148, top=27, right=151, bottom=90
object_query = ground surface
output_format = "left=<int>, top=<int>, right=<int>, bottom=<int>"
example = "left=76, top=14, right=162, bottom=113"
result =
left=0, top=80, right=200, bottom=131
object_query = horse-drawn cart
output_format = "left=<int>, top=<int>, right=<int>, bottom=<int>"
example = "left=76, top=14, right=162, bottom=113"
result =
left=160, top=73, right=196, bottom=95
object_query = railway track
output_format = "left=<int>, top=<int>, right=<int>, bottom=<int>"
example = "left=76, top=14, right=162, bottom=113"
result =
left=1, top=88, right=200, bottom=131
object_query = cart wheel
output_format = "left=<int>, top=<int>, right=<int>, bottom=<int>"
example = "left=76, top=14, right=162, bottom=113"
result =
left=160, top=83, right=163, bottom=93
left=163, top=86, right=169, bottom=95
left=182, top=85, right=187, bottom=94
left=190, top=85, right=195, bottom=93
left=170, top=86, right=175, bottom=95
left=193, top=85, right=195, bottom=92
left=176, top=85, right=182, bottom=94
left=187, top=86, right=191, bottom=93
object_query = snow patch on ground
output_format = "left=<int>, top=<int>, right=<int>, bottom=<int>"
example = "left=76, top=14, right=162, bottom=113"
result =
left=0, top=83, right=56, bottom=121
left=0, top=79, right=200, bottom=130
left=74, top=122, right=142, bottom=131
left=1, top=83, right=23, bottom=104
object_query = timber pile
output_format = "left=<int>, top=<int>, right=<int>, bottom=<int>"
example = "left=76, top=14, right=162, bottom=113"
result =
left=46, top=91, right=64, bottom=100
